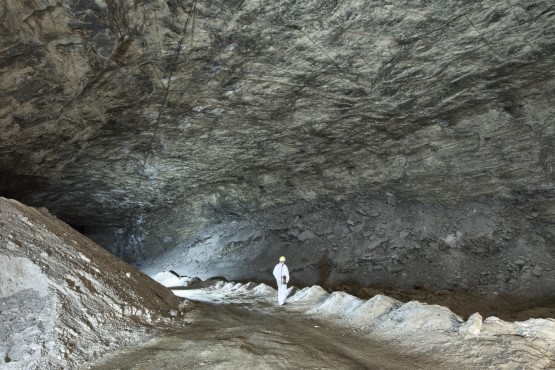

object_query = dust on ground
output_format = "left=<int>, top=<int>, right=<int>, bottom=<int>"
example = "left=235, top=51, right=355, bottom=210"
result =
left=83, top=301, right=453, bottom=370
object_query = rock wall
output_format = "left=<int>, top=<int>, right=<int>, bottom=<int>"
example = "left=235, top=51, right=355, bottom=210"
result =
left=1, top=0, right=555, bottom=296
left=142, top=194, right=555, bottom=299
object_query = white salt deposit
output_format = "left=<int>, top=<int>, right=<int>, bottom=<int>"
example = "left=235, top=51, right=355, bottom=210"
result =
left=237, top=282, right=258, bottom=292
left=286, top=286, right=297, bottom=297
left=288, top=286, right=329, bottom=303
left=152, top=271, right=198, bottom=288
left=458, top=312, right=483, bottom=338
left=372, top=301, right=463, bottom=334
left=0, top=254, right=49, bottom=297
left=307, top=291, right=364, bottom=317
left=229, top=282, right=244, bottom=291
left=478, top=315, right=555, bottom=342
left=287, top=287, right=309, bottom=301
left=480, top=316, right=515, bottom=336
left=211, top=281, right=227, bottom=290
left=347, top=294, right=401, bottom=325
left=251, top=283, right=276, bottom=296
left=514, top=318, right=555, bottom=341
left=222, top=282, right=238, bottom=290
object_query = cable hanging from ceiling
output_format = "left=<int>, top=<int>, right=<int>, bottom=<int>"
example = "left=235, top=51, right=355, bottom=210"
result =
left=126, top=0, right=199, bottom=239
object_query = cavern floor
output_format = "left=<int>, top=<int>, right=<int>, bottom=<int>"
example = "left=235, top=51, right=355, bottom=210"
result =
left=83, top=301, right=449, bottom=370
left=83, top=279, right=555, bottom=370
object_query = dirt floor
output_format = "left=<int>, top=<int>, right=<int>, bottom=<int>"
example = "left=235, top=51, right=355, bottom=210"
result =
left=83, top=301, right=456, bottom=370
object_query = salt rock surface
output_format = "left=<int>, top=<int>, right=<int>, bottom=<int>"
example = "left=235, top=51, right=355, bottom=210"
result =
left=514, top=319, right=555, bottom=341
left=211, top=281, right=227, bottom=290
left=478, top=315, right=555, bottom=341
left=480, top=316, right=516, bottom=336
left=459, top=312, right=483, bottom=338
left=152, top=271, right=198, bottom=287
left=0, top=197, right=184, bottom=370
left=347, top=294, right=402, bottom=325
left=251, top=283, right=276, bottom=296
left=237, top=282, right=258, bottom=292
left=373, top=301, right=463, bottom=334
left=220, top=282, right=244, bottom=291
left=288, top=286, right=330, bottom=303
left=307, top=291, right=364, bottom=317
left=0, top=254, right=49, bottom=297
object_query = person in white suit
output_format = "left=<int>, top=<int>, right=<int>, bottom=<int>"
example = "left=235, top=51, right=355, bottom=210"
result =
left=273, top=256, right=290, bottom=306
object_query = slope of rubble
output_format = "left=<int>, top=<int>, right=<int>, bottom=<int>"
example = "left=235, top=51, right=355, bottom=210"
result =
left=0, top=197, right=190, bottom=369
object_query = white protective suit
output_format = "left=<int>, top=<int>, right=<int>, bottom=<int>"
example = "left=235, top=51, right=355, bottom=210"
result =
left=272, top=262, right=290, bottom=305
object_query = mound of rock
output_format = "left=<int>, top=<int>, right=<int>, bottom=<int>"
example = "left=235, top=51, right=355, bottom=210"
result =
left=372, top=301, right=463, bottom=335
left=0, top=198, right=188, bottom=369
left=288, top=286, right=329, bottom=303
left=251, top=283, right=276, bottom=296
left=307, top=291, right=364, bottom=317
left=347, top=294, right=402, bottom=326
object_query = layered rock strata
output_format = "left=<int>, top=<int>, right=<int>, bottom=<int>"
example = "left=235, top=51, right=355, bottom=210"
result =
left=0, top=0, right=554, bottom=294
left=142, top=194, right=555, bottom=299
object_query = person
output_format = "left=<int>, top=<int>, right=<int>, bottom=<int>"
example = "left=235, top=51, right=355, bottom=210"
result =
left=273, top=256, right=290, bottom=305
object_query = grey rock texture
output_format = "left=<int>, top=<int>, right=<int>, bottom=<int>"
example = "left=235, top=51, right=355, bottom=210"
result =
left=0, top=197, right=187, bottom=369
left=1, top=1, right=555, bottom=295
left=141, top=195, right=555, bottom=298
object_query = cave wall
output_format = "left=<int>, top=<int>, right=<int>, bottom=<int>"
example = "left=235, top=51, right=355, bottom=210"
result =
left=1, top=0, right=555, bottom=296
left=140, top=194, right=555, bottom=298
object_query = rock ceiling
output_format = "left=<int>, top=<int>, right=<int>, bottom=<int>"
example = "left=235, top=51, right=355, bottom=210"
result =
left=1, top=0, right=554, bottom=260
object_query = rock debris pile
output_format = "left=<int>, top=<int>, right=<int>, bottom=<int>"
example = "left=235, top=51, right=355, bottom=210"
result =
left=0, top=198, right=189, bottom=369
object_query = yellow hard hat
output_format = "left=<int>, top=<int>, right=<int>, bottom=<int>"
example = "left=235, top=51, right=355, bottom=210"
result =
left=279, top=256, right=286, bottom=262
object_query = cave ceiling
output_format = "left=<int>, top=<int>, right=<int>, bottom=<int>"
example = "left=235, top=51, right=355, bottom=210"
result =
left=1, top=0, right=554, bottom=232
